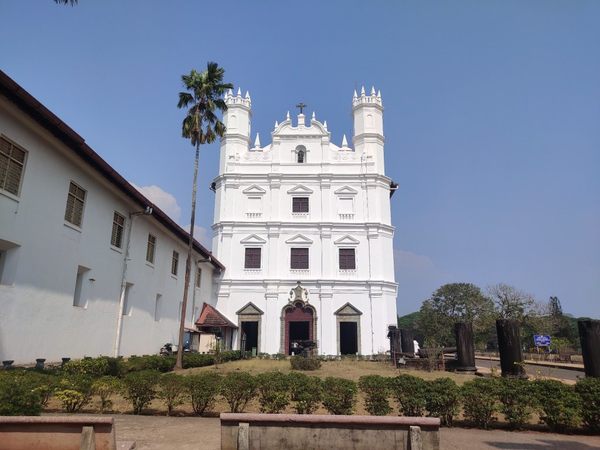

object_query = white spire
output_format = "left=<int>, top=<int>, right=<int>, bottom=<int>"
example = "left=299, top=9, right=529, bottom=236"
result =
left=371, top=86, right=376, bottom=96
left=228, top=88, right=233, bottom=97
left=286, top=111, right=290, bottom=120
left=353, top=89, right=358, bottom=99
left=360, top=86, right=365, bottom=96
left=253, top=132, right=260, bottom=148
left=323, top=120, right=328, bottom=130
left=377, top=89, right=381, bottom=99
left=274, top=120, right=279, bottom=128
left=245, top=91, right=250, bottom=99
left=342, top=134, right=348, bottom=147
left=237, top=87, right=242, bottom=96
left=311, top=111, right=316, bottom=120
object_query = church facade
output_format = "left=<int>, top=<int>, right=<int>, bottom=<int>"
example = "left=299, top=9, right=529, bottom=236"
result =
left=212, top=87, right=398, bottom=356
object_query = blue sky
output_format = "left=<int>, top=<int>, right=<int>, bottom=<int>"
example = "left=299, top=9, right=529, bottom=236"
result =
left=1, top=1, right=598, bottom=317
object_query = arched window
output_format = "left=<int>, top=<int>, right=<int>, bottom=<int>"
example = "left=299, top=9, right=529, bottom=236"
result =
left=297, top=149, right=305, bottom=163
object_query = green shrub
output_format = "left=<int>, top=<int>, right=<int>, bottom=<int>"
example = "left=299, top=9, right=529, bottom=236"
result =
left=126, top=355, right=176, bottom=373
left=0, top=371, right=44, bottom=415
left=220, top=350, right=243, bottom=362
left=121, top=370, right=160, bottom=414
left=498, top=378, right=536, bottom=430
left=182, top=353, right=215, bottom=369
left=322, top=377, right=357, bottom=415
left=392, top=374, right=427, bottom=417
left=358, top=375, right=392, bottom=416
left=461, top=378, right=501, bottom=429
left=27, top=371, right=57, bottom=407
left=575, top=377, right=600, bottom=432
left=288, top=372, right=322, bottom=414
left=92, top=376, right=122, bottom=413
left=273, top=353, right=286, bottom=360
left=63, top=357, right=110, bottom=378
left=55, top=374, right=94, bottom=413
left=220, top=372, right=257, bottom=413
left=290, top=356, right=321, bottom=371
left=157, top=373, right=187, bottom=416
left=534, top=379, right=581, bottom=432
left=256, top=372, right=290, bottom=413
left=186, top=372, right=222, bottom=415
left=425, top=378, right=460, bottom=426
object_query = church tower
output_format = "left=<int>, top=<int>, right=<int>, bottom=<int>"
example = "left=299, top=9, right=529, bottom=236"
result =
left=353, top=86, right=385, bottom=173
left=219, top=88, right=251, bottom=173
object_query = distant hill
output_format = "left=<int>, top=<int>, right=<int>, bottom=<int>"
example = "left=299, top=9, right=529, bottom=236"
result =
left=397, top=311, right=420, bottom=329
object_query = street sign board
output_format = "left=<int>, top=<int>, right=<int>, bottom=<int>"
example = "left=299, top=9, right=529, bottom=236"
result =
left=534, top=334, right=551, bottom=347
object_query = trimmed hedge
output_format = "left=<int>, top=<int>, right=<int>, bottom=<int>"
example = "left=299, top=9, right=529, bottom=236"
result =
left=498, top=377, right=536, bottom=430
left=461, top=378, right=501, bottom=429
left=392, top=374, right=428, bottom=417
left=257, top=371, right=290, bottom=413
left=358, top=375, right=392, bottom=416
left=0, top=371, right=44, bottom=415
left=290, top=356, right=322, bottom=371
left=121, top=370, right=160, bottom=414
left=322, top=377, right=357, bottom=415
left=288, top=372, right=322, bottom=414
left=425, top=378, right=460, bottom=426
left=534, top=379, right=581, bottom=432
left=575, top=377, right=600, bottom=432
left=220, top=372, right=257, bottom=413
left=187, top=372, right=222, bottom=415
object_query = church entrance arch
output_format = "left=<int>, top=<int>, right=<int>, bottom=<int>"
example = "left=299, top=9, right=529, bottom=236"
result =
left=280, top=282, right=318, bottom=355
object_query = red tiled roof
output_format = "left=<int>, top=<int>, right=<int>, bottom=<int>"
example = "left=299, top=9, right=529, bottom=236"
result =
left=195, top=303, right=237, bottom=328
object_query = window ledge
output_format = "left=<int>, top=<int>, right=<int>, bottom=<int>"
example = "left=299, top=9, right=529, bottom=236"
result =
left=338, top=213, right=355, bottom=220
left=171, top=274, right=178, bottom=280
left=110, top=245, right=123, bottom=254
left=292, top=212, right=309, bottom=218
left=339, top=269, right=357, bottom=274
left=244, top=268, right=262, bottom=272
left=63, top=221, right=82, bottom=233
left=246, top=212, right=262, bottom=219
left=290, top=268, right=310, bottom=273
left=145, top=261, right=155, bottom=269
left=0, top=189, right=20, bottom=203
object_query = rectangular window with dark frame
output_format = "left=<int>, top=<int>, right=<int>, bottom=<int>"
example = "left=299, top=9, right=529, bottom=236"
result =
left=64, top=181, right=86, bottom=227
left=339, top=248, right=356, bottom=270
left=171, top=251, right=179, bottom=276
left=0, top=136, right=27, bottom=196
left=291, top=248, right=309, bottom=269
left=111, top=212, right=126, bottom=248
left=244, top=247, right=261, bottom=269
left=146, top=234, right=156, bottom=264
left=292, top=197, right=309, bottom=213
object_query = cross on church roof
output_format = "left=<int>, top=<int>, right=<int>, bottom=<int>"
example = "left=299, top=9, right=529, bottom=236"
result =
left=296, top=102, right=307, bottom=114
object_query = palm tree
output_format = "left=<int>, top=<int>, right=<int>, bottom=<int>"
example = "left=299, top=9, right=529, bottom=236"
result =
left=175, top=63, right=232, bottom=369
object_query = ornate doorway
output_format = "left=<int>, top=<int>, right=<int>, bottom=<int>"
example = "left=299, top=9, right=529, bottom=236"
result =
left=280, top=282, right=318, bottom=355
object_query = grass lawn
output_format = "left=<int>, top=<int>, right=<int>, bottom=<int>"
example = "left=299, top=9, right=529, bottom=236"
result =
left=184, top=358, right=477, bottom=385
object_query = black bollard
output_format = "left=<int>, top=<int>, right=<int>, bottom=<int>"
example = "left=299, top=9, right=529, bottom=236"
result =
left=578, top=320, right=600, bottom=377
left=400, top=328, right=415, bottom=355
left=454, top=322, right=477, bottom=372
left=496, top=319, right=525, bottom=378
left=61, top=357, right=71, bottom=367
left=2, top=360, right=14, bottom=369
left=35, top=358, right=46, bottom=370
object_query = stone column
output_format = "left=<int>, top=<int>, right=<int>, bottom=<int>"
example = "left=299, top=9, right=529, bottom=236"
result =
left=578, top=319, right=600, bottom=377
left=496, top=319, right=525, bottom=378
left=400, top=328, right=414, bottom=355
left=454, top=322, right=476, bottom=372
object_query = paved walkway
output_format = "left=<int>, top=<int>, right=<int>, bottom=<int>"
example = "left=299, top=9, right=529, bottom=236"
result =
left=110, top=415, right=600, bottom=449
left=475, top=357, right=583, bottom=382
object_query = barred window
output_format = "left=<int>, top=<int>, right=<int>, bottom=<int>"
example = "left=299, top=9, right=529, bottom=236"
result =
left=146, top=234, right=156, bottom=263
left=339, top=248, right=356, bottom=270
left=0, top=137, right=27, bottom=196
left=291, top=248, right=309, bottom=269
left=244, top=248, right=261, bottom=269
left=64, top=181, right=86, bottom=227
left=292, top=197, right=309, bottom=213
left=111, top=212, right=126, bottom=248
left=171, top=251, right=179, bottom=276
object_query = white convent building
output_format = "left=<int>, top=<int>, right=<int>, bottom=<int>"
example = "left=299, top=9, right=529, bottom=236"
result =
left=212, top=87, right=398, bottom=356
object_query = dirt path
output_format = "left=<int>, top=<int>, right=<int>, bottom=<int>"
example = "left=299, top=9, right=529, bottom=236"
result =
left=110, top=414, right=600, bottom=450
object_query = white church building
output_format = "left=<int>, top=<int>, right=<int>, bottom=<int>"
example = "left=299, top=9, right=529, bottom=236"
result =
left=212, top=87, right=398, bottom=356
left=0, top=69, right=397, bottom=363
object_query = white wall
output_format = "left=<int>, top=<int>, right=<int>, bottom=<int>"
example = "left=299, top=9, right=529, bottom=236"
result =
left=0, top=97, right=218, bottom=364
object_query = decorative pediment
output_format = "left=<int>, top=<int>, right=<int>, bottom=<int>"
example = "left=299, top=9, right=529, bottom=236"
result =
left=335, top=303, right=362, bottom=316
left=334, top=186, right=358, bottom=196
left=287, top=185, right=314, bottom=195
left=334, top=235, right=360, bottom=246
left=242, top=185, right=266, bottom=195
left=236, top=302, right=264, bottom=316
left=285, top=234, right=313, bottom=245
left=240, top=234, right=267, bottom=245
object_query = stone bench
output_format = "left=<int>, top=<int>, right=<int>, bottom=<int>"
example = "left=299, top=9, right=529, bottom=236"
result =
left=0, top=416, right=121, bottom=450
left=220, top=413, right=440, bottom=450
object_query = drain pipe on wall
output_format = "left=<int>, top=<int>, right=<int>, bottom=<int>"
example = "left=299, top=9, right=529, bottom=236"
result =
left=113, top=206, right=153, bottom=357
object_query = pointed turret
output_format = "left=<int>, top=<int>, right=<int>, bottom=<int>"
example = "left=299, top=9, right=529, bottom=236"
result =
left=237, top=87, right=242, bottom=96
left=360, top=86, right=366, bottom=96
left=311, top=111, right=316, bottom=121
left=274, top=120, right=279, bottom=128
left=245, top=91, right=250, bottom=100
left=353, top=89, right=358, bottom=99
left=371, top=86, right=376, bottom=96
left=323, top=120, right=328, bottom=130
left=286, top=111, right=290, bottom=120
left=342, top=134, right=348, bottom=147
left=253, top=133, right=260, bottom=148
left=377, top=89, right=381, bottom=99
